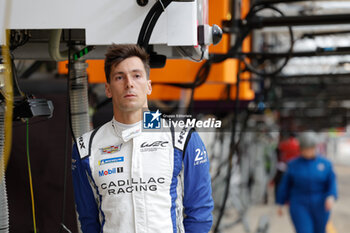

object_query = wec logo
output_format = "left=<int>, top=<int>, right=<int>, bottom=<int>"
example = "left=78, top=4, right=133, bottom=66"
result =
left=141, top=141, right=169, bottom=148
left=140, top=141, right=169, bottom=152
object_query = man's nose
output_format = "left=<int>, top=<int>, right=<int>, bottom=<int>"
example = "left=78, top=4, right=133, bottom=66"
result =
left=125, top=75, right=134, bottom=89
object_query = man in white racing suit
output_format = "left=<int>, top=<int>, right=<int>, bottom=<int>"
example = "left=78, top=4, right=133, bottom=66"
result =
left=72, top=44, right=214, bottom=233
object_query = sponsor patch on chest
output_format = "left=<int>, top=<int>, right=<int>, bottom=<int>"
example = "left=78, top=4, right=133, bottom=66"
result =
left=99, top=156, right=124, bottom=165
left=99, top=167, right=123, bottom=177
left=140, top=141, right=169, bottom=152
left=99, top=144, right=123, bottom=155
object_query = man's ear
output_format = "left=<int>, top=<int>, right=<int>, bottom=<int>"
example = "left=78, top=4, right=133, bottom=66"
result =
left=105, top=83, right=112, bottom=98
left=147, top=80, right=152, bottom=95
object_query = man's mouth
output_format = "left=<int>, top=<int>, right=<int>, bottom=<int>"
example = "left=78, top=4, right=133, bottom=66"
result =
left=124, top=94, right=136, bottom=98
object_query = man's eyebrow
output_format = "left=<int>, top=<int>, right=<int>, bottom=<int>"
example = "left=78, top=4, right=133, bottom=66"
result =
left=131, top=69, right=144, bottom=73
left=111, top=69, right=144, bottom=76
left=111, top=71, right=125, bottom=76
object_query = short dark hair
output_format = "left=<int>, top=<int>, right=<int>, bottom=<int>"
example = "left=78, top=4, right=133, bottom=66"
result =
left=104, top=44, right=150, bottom=82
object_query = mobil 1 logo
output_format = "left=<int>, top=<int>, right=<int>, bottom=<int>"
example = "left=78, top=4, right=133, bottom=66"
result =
left=99, top=167, right=123, bottom=177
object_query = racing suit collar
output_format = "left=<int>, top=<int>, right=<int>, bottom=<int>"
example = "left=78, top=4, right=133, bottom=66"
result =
left=112, top=118, right=142, bottom=142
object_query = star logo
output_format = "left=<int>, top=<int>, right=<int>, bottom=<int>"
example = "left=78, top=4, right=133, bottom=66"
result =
left=151, top=110, right=162, bottom=122
left=143, top=110, right=162, bottom=129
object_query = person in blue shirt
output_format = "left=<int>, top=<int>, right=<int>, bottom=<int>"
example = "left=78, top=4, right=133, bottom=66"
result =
left=276, top=132, right=337, bottom=233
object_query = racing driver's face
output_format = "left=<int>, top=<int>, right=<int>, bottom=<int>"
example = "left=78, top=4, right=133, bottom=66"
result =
left=105, top=56, right=152, bottom=114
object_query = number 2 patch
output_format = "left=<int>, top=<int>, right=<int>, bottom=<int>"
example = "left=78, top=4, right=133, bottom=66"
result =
left=194, top=147, right=208, bottom=166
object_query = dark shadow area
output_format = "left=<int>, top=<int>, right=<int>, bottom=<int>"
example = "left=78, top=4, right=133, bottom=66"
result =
left=5, top=77, right=78, bottom=233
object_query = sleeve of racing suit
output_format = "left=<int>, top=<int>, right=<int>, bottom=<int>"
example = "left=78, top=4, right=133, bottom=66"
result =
left=276, top=164, right=292, bottom=205
left=71, top=144, right=101, bottom=233
left=326, top=162, right=338, bottom=200
left=183, top=131, right=214, bottom=233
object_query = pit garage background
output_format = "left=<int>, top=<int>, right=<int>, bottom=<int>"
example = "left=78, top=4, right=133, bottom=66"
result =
left=1, top=0, right=350, bottom=233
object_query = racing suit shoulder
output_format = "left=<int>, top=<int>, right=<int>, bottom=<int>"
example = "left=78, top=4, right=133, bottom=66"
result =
left=76, top=123, right=106, bottom=159
left=76, top=130, right=94, bottom=159
left=174, top=126, right=195, bottom=152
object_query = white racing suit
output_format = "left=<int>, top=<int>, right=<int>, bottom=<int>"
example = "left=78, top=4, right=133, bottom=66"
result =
left=72, top=118, right=214, bottom=233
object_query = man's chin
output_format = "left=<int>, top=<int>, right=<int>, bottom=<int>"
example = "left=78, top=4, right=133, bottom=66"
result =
left=119, top=103, right=142, bottom=113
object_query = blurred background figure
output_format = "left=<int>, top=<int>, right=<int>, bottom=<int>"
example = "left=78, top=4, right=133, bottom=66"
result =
left=276, top=132, right=338, bottom=233
left=274, top=132, right=300, bottom=200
